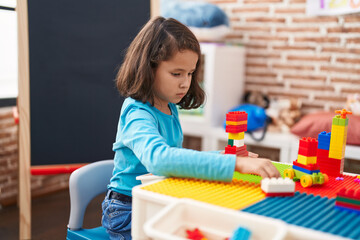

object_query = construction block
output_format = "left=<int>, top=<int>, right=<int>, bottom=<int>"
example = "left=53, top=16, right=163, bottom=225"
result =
left=329, top=148, right=345, bottom=160
left=236, top=145, right=248, bottom=157
left=335, top=109, right=352, bottom=119
left=226, top=111, right=247, bottom=122
left=230, top=226, right=251, bottom=240
left=234, top=139, right=244, bottom=148
left=186, top=228, right=206, bottom=240
left=228, top=139, right=234, bottom=146
left=226, top=124, right=247, bottom=133
left=293, top=164, right=320, bottom=175
left=316, top=148, right=329, bottom=158
left=332, top=115, right=349, bottom=126
left=335, top=202, right=360, bottom=212
left=335, top=187, right=360, bottom=214
left=329, top=125, right=348, bottom=159
left=226, top=120, right=247, bottom=126
left=335, top=205, right=360, bottom=215
left=225, top=145, right=237, bottom=154
left=141, top=177, right=266, bottom=210
left=317, top=156, right=344, bottom=176
left=297, top=155, right=317, bottom=165
left=261, top=177, right=295, bottom=196
left=337, top=188, right=360, bottom=200
left=318, top=131, right=331, bottom=150
left=336, top=196, right=360, bottom=205
left=298, top=146, right=317, bottom=157
left=299, top=137, right=318, bottom=155
left=292, top=161, right=320, bottom=171
left=228, top=132, right=245, bottom=140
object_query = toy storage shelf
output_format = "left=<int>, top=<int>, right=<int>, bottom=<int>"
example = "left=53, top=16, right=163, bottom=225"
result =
left=178, top=42, right=245, bottom=129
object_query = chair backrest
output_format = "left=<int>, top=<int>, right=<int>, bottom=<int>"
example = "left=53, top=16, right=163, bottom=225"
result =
left=67, top=159, right=114, bottom=230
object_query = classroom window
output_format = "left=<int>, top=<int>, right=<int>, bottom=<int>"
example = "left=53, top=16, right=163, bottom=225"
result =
left=0, top=0, right=18, bottom=100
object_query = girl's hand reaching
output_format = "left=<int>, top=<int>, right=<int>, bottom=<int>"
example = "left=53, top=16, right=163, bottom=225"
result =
left=235, top=156, right=280, bottom=179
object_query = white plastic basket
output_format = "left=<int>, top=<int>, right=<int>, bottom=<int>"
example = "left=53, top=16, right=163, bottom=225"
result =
left=144, top=198, right=287, bottom=240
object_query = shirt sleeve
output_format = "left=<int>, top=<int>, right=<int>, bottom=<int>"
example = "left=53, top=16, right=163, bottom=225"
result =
left=121, top=108, right=236, bottom=182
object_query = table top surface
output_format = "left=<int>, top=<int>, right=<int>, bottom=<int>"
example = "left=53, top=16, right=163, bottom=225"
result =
left=139, top=162, right=360, bottom=240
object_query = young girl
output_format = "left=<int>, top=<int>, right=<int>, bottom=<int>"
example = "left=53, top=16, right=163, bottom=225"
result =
left=102, top=16, right=280, bottom=240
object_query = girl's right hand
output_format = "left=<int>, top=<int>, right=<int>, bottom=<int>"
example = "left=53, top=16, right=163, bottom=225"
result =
left=235, top=156, right=280, bottom=179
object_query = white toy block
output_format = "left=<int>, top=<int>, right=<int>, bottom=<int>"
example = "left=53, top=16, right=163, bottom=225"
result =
left=261, top=177, right=295, bottom=193
left=234, top=139, right=245, bottom=147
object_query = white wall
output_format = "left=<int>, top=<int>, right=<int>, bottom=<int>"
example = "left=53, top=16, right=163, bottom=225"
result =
left=0, top=6, right=18, bottom=99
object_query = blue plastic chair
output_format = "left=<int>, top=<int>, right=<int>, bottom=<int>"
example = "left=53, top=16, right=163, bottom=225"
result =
left=66, top=160, right=114, bottom=240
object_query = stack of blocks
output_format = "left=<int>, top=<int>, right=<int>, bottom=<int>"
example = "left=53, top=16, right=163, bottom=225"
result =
left=317, top=131, right=343, bottom=176
left=317, top=109, right=351, bottom=176
left=224, top=111, right=248, bottom=156
left=293, top=137, right=321, bottom=175
left=335, top=188, right=360, bottom=214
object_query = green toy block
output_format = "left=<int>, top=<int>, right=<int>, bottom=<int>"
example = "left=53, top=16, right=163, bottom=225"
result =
left=336, top=196, right=360, bottom=206
left=332, top=115, right=348, bottom=126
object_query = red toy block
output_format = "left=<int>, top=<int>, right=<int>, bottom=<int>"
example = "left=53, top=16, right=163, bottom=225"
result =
left=335, top=201, right=360, bottom=211
left=293, top=161, right=320, bottom=171
left=337, top=188, right=360, bottom=200
left=225, top=145, right=236, bottom=154
left=226, top=111, right=247, bottom=122
left=236, top=145, right=248, bottom=157
left=298, top=146, right=317, bottom=157
left=265, top=192, right=295, bottom=197
left=186, top=228, right=206, bottom=240
left=317, top=149, right=330, bottom=158
left=299, top=137, right=318, bottom=155
left=225, top=124, right=247, bottom=133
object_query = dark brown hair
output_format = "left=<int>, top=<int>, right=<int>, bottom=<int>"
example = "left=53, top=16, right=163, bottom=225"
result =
left=116, top=16, right=205, bottom=109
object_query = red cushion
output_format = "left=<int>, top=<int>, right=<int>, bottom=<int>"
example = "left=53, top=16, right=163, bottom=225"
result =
left=290, top=112, right=360, bottom=146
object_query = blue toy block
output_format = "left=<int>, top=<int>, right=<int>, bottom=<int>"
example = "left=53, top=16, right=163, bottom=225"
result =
left=230, top=226, right=251, bottom=240
left=334, top=206, right=360, bottom=215
left=293, top=164, right=320, bottom=175
left=318, top=131, right=331, bottom=150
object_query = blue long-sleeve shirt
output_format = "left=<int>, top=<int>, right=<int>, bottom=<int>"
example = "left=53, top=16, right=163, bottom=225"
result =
left=108, top=97, right=236, bottom=196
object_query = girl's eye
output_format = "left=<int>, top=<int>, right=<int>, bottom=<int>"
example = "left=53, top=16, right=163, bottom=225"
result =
left=171, top=73, right=181, bottom=76
left=188, top=72, right=194, bottom=76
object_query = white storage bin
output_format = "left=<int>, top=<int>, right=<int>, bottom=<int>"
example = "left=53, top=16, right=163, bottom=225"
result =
left=144, top=199, right=287, bottom=240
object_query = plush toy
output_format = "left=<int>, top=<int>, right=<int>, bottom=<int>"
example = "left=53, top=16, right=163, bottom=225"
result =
left=347, top=94, right=360, bottom=116
left=161, top=0, right=230, bottom=41
left=267, top=98, right=302, bottom=132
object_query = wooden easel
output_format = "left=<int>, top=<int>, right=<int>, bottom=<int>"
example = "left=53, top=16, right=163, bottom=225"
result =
left=17, top=0, right=31, bottom=238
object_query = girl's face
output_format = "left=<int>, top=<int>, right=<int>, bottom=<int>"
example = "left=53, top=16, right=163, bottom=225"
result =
left=153, top=50, right=198, bottom=114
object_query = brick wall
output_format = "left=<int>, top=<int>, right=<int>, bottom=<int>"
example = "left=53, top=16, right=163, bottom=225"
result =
left=0, top=107, right=69, bottom=206
left=204, top=0, right=360, bottom=113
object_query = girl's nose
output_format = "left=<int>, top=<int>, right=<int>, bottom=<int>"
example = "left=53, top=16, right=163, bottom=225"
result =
left=180, top=75, right=191, bottom=88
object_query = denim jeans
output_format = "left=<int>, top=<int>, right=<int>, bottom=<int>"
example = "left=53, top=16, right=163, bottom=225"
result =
left=102, top=193, right=132, bottom=240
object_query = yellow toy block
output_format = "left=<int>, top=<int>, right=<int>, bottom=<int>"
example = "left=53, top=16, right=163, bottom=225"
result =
left=329, top=149, right=345, bottom=160
left=229, top=132, right=245, bottom=140
left=141, top=177, right=265, bottom=210
left=226, top=120, right=247, bottom=126
left=329, top=125, right=348, bottom=159
left=297, top=155, right=317, bottom=165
